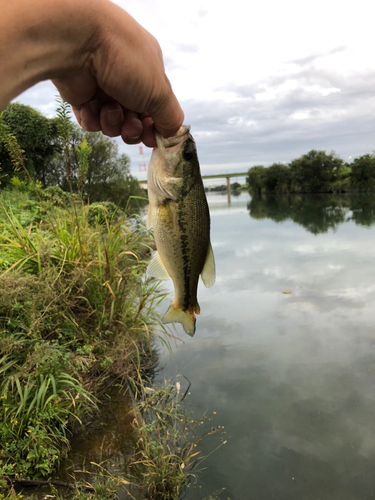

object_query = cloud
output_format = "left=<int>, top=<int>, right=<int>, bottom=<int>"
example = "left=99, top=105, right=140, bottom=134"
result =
left=13, top=81, right=58, bottom=117
left=197, top=8, right=208, bottom=17
left=173, top=42, right=199, bottom=53
left=288, top=46, right=347, bottom=66
left=175, top=64, right=375, bottom=171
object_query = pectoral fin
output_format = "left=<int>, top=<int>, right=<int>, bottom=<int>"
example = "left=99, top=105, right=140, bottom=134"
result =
left=158, top=203, right=174, bottom=229
left=201, top=242, right=215, bottom=288
left=147, top=251, right=170, bottom=280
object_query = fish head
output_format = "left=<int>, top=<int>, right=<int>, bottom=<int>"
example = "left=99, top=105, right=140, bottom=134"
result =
left=148, top=125, right=200, bottom=200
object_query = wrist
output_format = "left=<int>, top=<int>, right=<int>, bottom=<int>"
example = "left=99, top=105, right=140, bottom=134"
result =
left=0, top=0, right=105, bottom=109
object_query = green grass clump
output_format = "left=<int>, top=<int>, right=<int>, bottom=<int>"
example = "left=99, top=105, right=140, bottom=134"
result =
left=0, top=189, right=164, bottom=485
left=0, top=188, right=225, bottom=499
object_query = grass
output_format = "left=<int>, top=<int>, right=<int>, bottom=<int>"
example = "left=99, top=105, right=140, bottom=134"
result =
left=0, top=187, right=225, bottom=499
left=132, top=379, right=227, bottom=500
left=0, top=187, right=164, bottom=481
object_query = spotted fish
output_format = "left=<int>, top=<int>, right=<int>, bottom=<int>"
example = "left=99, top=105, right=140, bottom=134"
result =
left=147, top=125, right=215, bottom=336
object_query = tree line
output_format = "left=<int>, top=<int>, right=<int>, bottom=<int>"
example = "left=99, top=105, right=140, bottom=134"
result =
left=247, top=150, right=375, bottom=195
left=0, top=102, right=146, bottom=211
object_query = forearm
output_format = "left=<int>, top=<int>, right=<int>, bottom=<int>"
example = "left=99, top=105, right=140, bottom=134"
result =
left=0, top=0, right=101, bottom=109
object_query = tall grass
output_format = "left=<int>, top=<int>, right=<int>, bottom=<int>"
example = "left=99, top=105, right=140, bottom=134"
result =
left=132, top=380, right=227, bottom=500
left=0, top=189, right=225, bottom=499
left=0, top=189, right=167, bottom=482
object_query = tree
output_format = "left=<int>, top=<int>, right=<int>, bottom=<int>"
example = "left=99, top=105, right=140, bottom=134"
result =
left=51, top=124, right=146, bottom=210
left=350, top=154, right=375, bottom=191
left=246, top=165, right=266, bottom=195
left=0, top=102, right=59, bottom=186
left=289, top=150, right=345, bottom=192
left=1, top=101, right=146, bottom=211
left=264, top=163, right=291, bottom=192
left=231, top=181, right=241, bottom=190
left=0, top=114, right=27, bottom=179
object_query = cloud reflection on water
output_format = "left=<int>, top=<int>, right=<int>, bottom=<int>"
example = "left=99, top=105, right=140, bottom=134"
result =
left=157, top=192, right=375, bottom=500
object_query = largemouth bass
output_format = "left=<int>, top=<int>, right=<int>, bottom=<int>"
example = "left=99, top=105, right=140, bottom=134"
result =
left=147, top=125, right=215, bottom=337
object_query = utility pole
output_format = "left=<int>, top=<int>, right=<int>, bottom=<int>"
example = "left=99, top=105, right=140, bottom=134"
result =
left=226, top=176, right=231, bottom=203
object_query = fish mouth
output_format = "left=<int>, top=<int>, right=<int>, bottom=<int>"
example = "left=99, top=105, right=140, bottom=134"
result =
left=155, top=125, right=191, bottom=150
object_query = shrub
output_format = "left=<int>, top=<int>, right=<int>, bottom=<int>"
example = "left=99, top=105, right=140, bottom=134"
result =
left=40, top=185, right=71, bottom=206
left=87, top=201, right=120, bottom=226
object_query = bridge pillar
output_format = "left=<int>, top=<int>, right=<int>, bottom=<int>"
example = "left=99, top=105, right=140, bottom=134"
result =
left=226, top=177, right=231, bottom=203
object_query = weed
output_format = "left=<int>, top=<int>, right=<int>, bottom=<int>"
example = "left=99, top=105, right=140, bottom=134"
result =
left=132, top=379, right=227, bottom=500
left=0, top=186, right=225, bottom=498
left=0, top=190, right=166, bottom=486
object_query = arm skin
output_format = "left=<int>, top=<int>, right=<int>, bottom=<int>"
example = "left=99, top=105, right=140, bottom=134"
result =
left=0, top=0, right=184, bottom=147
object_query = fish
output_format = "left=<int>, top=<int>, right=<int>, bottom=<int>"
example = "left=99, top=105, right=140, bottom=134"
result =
left=146, top=125, right=215, bottom=337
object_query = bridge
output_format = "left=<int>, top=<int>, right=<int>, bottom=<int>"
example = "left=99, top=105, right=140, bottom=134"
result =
left=138, top=171, right=249, bottom=203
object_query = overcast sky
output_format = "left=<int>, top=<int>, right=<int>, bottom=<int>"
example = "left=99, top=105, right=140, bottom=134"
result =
left=16, top=0, right=375, bottom=180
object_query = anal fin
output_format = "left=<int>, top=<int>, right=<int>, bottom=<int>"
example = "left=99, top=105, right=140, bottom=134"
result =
left=201, top=242, right=215, bottom=288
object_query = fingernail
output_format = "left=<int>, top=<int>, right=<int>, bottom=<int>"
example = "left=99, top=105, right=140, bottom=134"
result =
left=128, top=135, right=140, bottom=140
left=88, top=100, right=100, bottom=115
left=107, top=108, right=122, bottom=125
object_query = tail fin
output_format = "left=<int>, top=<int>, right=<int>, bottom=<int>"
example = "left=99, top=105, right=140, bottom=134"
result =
left=162, top=303, right=197, bottom=337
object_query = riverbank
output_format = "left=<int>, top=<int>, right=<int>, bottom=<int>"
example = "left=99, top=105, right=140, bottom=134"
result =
left=0, top=188, right=221, bottom=500
left=0, top=185, right=157, bottom=495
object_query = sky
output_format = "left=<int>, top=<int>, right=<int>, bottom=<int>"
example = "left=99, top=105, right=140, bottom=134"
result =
left=15, top=0, right=375, bottom=181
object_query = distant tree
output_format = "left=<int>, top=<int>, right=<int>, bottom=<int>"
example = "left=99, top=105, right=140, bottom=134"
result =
left=0, top=102, right=59, bottom=186
left=350, top=154, right=375, bottom=191
left=289, top=150, right=345, bottom=192
left=264, top=163, right=291, bottom=192
left=247, top=165, right=266, bottom=195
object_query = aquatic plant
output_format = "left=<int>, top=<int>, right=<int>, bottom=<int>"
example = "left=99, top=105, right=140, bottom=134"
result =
left=132, top=379, right=227, bottom=500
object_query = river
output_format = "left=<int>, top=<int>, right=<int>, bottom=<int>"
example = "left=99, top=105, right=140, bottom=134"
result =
left=155, top=191, right=375, bottom=500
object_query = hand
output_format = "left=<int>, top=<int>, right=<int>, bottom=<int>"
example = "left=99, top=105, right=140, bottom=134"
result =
left=52, top=1, right=183, bottom=148
left=0, top=0, right=184, bottom=148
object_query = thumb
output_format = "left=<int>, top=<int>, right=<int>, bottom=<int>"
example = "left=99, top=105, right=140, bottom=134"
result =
left=148, top=77, right=184, bottom=138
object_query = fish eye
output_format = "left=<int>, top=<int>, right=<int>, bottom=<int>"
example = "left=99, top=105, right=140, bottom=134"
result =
left=183, top=151, right=193, bottom=161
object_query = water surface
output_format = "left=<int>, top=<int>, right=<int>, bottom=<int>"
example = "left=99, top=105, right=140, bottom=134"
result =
left=156, top=192, right=375, bottom=500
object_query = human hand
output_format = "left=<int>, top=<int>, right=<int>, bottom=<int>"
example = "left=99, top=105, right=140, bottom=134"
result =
left=1, top=0, right=183, bottom=147
left=53, top=0, right=184, bottom=147
left=52, top=0, right=183, bottom=148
